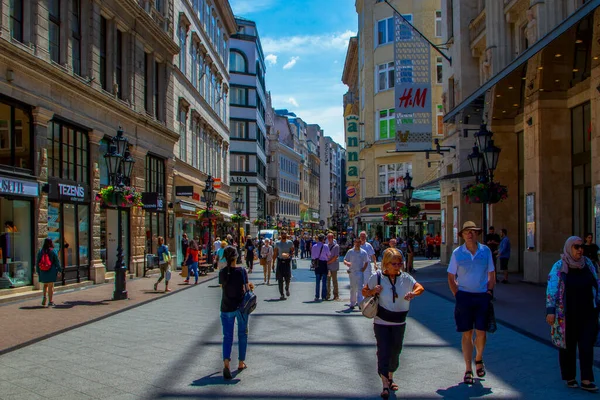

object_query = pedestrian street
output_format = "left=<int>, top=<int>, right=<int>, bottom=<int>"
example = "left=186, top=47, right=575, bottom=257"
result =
left=0, top=259, right=597, bottom=400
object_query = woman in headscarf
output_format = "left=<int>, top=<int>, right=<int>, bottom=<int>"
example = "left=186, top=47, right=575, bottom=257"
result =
left=546, top=236, right=600, bottom=392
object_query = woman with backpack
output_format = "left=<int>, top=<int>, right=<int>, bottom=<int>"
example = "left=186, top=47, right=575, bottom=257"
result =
left=219, top=246, right=251, bottom=380
left=154, top=236, right=171, bottom=292
left=36, top=238, right=62, bottom=307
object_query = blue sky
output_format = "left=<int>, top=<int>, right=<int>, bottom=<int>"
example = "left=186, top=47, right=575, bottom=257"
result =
left=229, top=0, right=357, bottom=146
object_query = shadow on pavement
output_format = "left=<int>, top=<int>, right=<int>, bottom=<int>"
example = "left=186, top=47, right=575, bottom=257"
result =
left=44, top=300, right=110, bottom=309
left=436, top=380, right=493, bottom=398
left=190, top=371, right=240, bottom=387
left=263, top=298, right=285, bottom=302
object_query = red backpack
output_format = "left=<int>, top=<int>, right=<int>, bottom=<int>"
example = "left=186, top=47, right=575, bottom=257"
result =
left=39, top=252, right=52, bottom=271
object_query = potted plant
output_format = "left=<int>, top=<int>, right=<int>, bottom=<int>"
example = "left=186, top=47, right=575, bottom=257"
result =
left=197, top=209, right=222, bottom=220
left=463, top=182, right=508, bottom=204
left=95, top=186, right=142, bottom=208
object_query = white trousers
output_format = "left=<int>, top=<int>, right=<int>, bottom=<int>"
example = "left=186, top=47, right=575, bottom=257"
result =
left=349, top=272, right=364, bottom=307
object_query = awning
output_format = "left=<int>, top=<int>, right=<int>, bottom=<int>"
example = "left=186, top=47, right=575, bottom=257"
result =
left=220, top=211, right=233, bottom=222
left=444, top=0, right=600, bottom=123
left=412, top=188, right=440, bottom=202
left=176, top=199, right=199, bottom=212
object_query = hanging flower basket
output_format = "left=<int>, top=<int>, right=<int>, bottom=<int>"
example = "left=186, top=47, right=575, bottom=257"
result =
left=95, top=186, right=142, bottom=208
left=253, top=218, right=266, bottom=227
left=231, top=213, right=248, bottom=223
left=463, top=182, right=508, bottom=204
left=383, top=212, right=403, bottom=225
left=399, top=205, right=421, bottom=218
left=197, top=209, right=222, bottom=220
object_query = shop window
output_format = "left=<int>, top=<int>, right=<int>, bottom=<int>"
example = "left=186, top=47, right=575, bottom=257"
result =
left=48, top=202, right=89, bottom=283
left=100, top=209, right=129, bottom=272
left=0, top=199, right=32, bottom=289
left=145, top=212, right=165, bottom=255
left=47, top=120, right=89, bottom=183
left=0, top=100, right=32, bottom=173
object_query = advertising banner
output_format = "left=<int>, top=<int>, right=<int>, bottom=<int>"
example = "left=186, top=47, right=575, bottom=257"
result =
left=394, top=14, right=432, bottom=151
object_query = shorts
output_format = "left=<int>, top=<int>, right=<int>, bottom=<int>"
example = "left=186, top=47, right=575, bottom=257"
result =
left=454, top=291, right=491, bottom=332
left=499, top=258, right=509, bottom=271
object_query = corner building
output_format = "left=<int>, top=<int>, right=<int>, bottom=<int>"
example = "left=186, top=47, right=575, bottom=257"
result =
left=354, top=0, right=443, bottom=241
left=439, top=0, right=600, bottom=282
left=0, top=0, right=181, bottom=293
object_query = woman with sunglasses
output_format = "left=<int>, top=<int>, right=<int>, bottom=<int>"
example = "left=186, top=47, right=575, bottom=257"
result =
left=362, top=247, right=424, bottom=399
left=546, top=236, right=600, bottom=392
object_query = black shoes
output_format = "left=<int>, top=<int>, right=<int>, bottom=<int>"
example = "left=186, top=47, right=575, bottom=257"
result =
left=223, top=367, right=232, bottom=380
left=581, top=382, right=598, bottom=392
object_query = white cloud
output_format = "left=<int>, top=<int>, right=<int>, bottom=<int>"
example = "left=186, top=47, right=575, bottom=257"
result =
left=263, top=30, right=357, bottom=54
left=287, top=97, right=299, bottom=107
left=265, top=54, right=278, bottom=66
left=283, top=56, right=300, bottom=70
left=229, top=0, right=275, bottom=15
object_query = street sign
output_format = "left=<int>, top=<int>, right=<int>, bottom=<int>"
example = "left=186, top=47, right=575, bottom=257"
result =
left=213, top=178, right=221, bottom=189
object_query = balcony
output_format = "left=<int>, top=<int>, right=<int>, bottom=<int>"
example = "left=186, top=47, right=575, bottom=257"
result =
left=469, top=8, right=486, bottom=47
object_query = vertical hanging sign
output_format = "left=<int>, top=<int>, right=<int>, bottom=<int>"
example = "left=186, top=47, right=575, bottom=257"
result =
left=394, top=13, right=432, bottom=151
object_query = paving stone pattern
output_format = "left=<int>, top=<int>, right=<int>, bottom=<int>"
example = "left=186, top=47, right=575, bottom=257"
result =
left=0, top=259, right=597, bottom=399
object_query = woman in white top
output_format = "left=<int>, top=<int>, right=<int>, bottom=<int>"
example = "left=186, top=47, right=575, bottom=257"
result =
left=362, top=247, right=424, bottom=399
left=260, top=238, right=274, bottom=285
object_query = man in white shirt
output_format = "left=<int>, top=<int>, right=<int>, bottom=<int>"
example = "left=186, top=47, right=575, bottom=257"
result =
left=344, top=237, right=370, bottom=309
left=447, top=221, right=495, bottom=385
left=360, top=231, right=378, bottom=282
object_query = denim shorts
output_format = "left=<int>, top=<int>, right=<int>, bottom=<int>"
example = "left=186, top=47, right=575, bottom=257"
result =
left=454, top=291, right=491, bottom=332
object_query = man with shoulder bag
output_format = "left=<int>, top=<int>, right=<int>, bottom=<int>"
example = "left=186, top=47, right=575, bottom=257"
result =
left=312, top=234, right=331, bottom=301
left=274, top=231, right=295, bottom=300
left=326, top=233, right=340, bottom=301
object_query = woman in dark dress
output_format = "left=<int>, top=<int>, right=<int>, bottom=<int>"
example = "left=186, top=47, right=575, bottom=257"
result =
left=36, top=238, right=62, bottom=307
left=244, top=236, right=255, bottom=273
left=219, top=246, right=250, bottom=380
left=583, top=233, right=599, bottom=270
left=546, top=236, right=600, bottom=392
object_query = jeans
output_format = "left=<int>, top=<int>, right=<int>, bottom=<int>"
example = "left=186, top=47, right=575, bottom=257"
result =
left=315, top=273, right=327, bottom=299
left=188, top=262, right=199, bottom=283
left=221, top=310, right=249, bottom=362
left=374, top=323, right=407, bottom=376
left=349, top=272, right=364, bottom=306
left=327, top=270, right=339, bottom=299
left=277, top=259, right=291, bottom=296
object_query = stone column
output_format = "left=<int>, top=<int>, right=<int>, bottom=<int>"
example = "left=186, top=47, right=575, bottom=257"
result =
left=32, top=107, right=54, bottom=290
left=88, top=138, right=105, bottom=284
left=485, top=0, right=509, bottom=73
left=32, top=1, right=50, bottom=62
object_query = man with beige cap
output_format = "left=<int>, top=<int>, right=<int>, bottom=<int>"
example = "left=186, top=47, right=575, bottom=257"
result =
left=447, top=221, right=495, bottom=386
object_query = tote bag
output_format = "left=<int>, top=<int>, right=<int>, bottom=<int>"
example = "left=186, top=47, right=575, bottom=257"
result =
left=360, top=272, right=381, bottom=318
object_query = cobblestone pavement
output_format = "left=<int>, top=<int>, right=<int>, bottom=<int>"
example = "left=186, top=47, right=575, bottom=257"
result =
left=0, top=259, right=597, bottom=399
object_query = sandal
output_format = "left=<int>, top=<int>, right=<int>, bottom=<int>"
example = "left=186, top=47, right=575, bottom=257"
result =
left=223, top=367, right=232, bottom=380
left=238, top=363, right=247, bottom=370
left=475, top=360, right=486, bottom=377
left=388, top=379, right=399, bottom=391
left=380, top=387, right=390, bottom=399
left=463, top=371, right=474, bottom=385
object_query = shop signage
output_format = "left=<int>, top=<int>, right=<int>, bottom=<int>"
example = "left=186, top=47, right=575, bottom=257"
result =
left=175, top=186, right=194, bottom=196
left=192, top=192, right=200, bottom=201
left=0, top=176, right=39, bottom=197
left=48, top=178, right=89, bottom=202
left=141, top=192, right=165, bottom=211
left=230, top=176, right=252, bottom=184
left=345, top=115, right=359, bottom=180
left=213, top=178, right=222, bottom=189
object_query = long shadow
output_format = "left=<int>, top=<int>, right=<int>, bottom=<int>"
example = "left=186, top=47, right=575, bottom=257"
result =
left=51, top=300, right=110, bottom=309
left=190, top=371, right=240, bottom=387
left=263, top=298, right=285, bottom=302
left=436, top=380, right=493, bottom=399
left=19, top=305, right=47, bottom=310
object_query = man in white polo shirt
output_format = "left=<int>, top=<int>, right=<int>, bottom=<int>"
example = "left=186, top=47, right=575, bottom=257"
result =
left=447, top=221, right=495, bottom=386
left=359, top=231, right=378, bottom=282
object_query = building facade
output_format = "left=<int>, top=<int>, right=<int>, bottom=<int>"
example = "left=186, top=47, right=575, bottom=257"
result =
left=306, top=124, right=322, bottom=231
left=0, top=0, right=182, bottom=292
left=228, top=17, right=268, bottom=237
left=319, top=136, right=345, bottom=228
left=171, top=0, right=236, bottom=261
left=439, top=0, right=600, bottom=282
left=354, top=0, right=443, bottom=241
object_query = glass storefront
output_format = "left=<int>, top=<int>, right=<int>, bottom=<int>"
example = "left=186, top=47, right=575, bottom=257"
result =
left=100, top=209, right=130, bottom=272
left=0, top=198, right=32, bottom=289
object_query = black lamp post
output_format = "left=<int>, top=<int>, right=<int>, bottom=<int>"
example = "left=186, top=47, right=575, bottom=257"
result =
left=402, top=172, right=414, bottom=239
left=203, top=176, right=217, bottom=267
left=103, top=127, right=135, bottom=301
left=276, top=214, right=281, bottom=229
left=234, top=189, right=243, bottom=264
left=468, top=124, right=502, bottom=233
left=266, top=215, right=272, bottom=229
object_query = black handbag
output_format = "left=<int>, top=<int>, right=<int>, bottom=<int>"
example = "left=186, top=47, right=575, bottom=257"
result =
left=311, top=244, right=324, bottom=271
left=487, top=302, right=497, bottom=333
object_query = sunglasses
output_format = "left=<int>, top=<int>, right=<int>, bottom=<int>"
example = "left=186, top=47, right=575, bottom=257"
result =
left=390, top=262, right=404, bottom=266
left=572, top=244, right=584, bottom=250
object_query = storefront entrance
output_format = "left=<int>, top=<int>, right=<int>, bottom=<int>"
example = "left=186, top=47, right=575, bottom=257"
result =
left=0, top=197, right=33, bottom=289
left=101, top=209, right=130, bottom=273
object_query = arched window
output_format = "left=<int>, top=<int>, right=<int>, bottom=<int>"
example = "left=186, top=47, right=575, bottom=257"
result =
left=229, top=50, right=246, bottom=72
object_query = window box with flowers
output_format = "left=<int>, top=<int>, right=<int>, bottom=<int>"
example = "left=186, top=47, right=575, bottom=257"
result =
left=95, top=186, right=142, bottom=208
left=463, top=182, right=508, bottom=204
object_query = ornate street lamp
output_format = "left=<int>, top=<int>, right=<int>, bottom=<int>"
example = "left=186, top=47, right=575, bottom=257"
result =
left=203, top=176, right=217, bottom=266
left=103, top=126, right=135, bottom=301
left=467, top=146, right=485, bottom=182
left=234, top=188, right=243, bottom=264
left=390, top=187, right=397, bottom=213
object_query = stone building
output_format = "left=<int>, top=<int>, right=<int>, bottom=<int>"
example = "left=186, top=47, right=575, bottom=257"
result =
left=319, top=136, right=346, bottom=228
left=228, top=17, right=268, bottom=237
left=353, top=0, right=443, bottom=241
left=439, top=0, right=600, bottom=282
left=0, top=0, right=182, bottom=294
left=171, top=0, right=236, bottom=261
left=306, top=124, right=322, bottom=231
